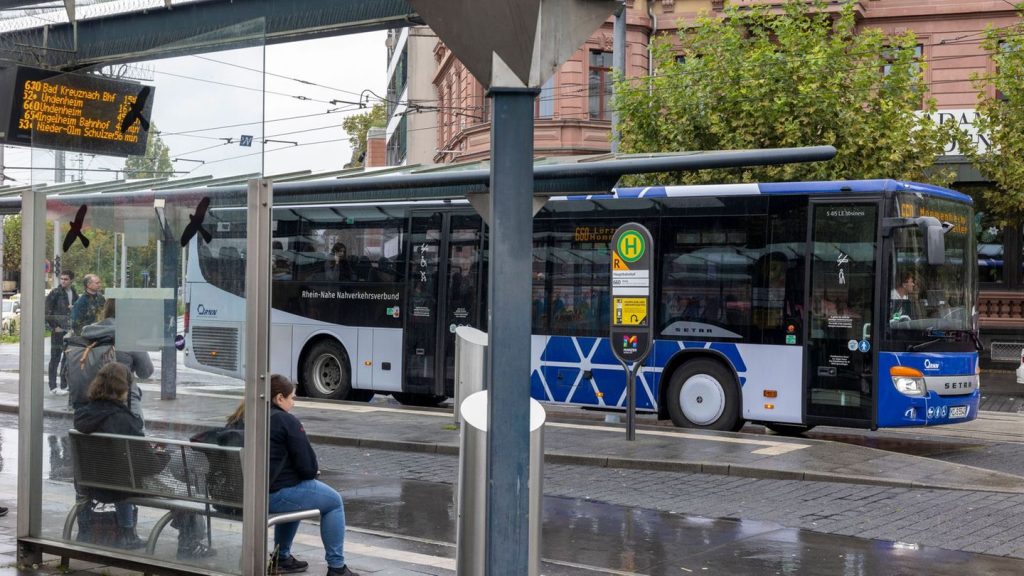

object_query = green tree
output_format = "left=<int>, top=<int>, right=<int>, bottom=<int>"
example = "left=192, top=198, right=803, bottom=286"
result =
left=123, top=125, right=172, bottom=179
left=343, top=103, right=386, bottom=168
left=964, top=14, right=1024, bottom=226
left=2, top=215, right=21, bottom=278
left=615, top=0, right=959, bottom=185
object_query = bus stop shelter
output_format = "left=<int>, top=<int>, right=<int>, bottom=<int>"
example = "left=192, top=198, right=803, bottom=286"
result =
left=1, top=1, right=835, bottom=574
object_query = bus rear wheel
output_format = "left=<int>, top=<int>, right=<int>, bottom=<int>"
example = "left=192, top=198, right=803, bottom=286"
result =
left=302, top=340, right=353, bottom=401
left=392, top=392, right=448, bottom=407
left=666, top=359, right=743, bottom=431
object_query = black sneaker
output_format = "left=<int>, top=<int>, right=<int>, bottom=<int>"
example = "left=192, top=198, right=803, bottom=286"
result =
left=325, top=566, right=359, bottom=576
left=270, top=553, right=309, bottom=574
left=177, top=541, right=217, bottom=560
left=119, top=529, right=146, bottom=550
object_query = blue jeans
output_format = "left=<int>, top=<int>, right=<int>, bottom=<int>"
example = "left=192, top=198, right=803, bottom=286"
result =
left=269, top=479, right=346, bottom=568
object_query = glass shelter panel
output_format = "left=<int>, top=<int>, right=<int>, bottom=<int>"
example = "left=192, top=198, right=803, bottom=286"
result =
left=24, top=21, right=266, bottom=575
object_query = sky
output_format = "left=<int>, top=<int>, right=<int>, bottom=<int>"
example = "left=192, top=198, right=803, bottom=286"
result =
left=4, top=31, right=388, bottom=186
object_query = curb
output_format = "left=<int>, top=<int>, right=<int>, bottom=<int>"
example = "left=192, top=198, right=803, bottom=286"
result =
left=6, top=401, right=1022, bottom=495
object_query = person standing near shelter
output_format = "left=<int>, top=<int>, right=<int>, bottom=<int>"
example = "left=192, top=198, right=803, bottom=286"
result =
left=70, top=274, right=105, bottom=335
left=269, top=374, right=359, bottom=576
left=74, top=299, right=153, bottom=425
left=45, top=271, right=77, bottom=395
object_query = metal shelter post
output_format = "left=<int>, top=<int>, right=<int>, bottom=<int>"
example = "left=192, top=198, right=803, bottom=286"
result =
left=156, top=199, right=179, bottom=400
left=243, top=178, right=273, bottom=575
left=17, top=188, right=45, bottom=565
left=485, top=86, right=539, bottom=575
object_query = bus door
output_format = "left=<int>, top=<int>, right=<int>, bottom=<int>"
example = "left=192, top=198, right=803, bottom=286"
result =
left=404, top=212, right=484, bottom=398
left=805, top=201, right=880, bottom=428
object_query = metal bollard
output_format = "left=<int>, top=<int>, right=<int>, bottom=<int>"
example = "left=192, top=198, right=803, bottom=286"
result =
left=453, top=326, right=488, bottom=426
left=456, top=390, right=546, bottom=576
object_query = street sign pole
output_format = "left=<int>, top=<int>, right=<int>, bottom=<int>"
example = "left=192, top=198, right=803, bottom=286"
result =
left=610, top=223, right=654, bottom=441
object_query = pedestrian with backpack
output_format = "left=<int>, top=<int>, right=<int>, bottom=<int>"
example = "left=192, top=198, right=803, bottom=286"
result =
left=45, top=270, right=77, bottom=395
left=66, top=299, right=152, bottom=427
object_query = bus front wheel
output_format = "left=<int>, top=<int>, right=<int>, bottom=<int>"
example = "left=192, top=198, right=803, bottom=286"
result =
left=302, top=340, right=353, bottom=400
left=666, top=359, right=743, bottom=431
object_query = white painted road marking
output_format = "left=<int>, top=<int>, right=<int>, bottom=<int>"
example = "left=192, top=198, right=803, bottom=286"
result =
left=551, top=422, right=811, bottom=455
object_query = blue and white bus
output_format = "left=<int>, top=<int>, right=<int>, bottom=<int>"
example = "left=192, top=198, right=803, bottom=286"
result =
left=184, top=179, right=979, bottom=432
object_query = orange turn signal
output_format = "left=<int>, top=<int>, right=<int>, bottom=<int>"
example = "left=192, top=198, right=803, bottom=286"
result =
left=890, top=366, right=923, bottom=378
left=763, top=390, right=778, bottom=398
left=764, top=403, right=775, bottom=410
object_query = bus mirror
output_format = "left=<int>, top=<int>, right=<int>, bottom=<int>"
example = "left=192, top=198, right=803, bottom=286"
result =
left=919, top=217, right=946, bottom=266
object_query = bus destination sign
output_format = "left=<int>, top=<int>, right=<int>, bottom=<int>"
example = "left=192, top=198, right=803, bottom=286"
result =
left=0, top=65, right=155, bottom=157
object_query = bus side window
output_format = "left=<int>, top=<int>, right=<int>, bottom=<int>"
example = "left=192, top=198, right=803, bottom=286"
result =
left=218, top=246, right=244, bottom=294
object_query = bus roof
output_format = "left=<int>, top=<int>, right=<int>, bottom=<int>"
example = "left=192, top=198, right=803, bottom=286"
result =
left=601, top=180, right=971, bottom=204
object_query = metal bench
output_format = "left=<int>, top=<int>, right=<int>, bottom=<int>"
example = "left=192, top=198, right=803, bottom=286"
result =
left=65, top=430, right=319, bottom=563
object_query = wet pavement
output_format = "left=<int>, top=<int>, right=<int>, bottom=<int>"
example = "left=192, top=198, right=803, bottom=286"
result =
left=3, top=451, right=1024, bottom=576
left=0, top=347, right=1022, bottom=574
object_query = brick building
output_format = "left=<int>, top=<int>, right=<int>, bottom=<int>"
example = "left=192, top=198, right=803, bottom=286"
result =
left=382, top=0, right=1024, bottom=364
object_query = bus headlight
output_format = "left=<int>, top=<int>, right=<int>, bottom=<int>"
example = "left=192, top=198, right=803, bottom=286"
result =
left=890, top=366, right=927, bottom=397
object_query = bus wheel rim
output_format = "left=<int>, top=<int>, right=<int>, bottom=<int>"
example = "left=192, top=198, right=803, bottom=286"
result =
left=679, top=374, right=726, bottom=426
left=312, top=354, right=341, bottom=394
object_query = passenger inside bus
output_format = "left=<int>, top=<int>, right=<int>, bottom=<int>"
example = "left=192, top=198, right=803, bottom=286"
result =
left=322, top=243, right=356, bottom=282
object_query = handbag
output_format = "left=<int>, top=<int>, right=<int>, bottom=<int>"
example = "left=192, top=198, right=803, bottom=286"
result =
left=76, top=502, right=132, bottom=546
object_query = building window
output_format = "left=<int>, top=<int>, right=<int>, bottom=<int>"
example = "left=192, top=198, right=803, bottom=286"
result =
left=996, top=40, right=1018, bottom=102
left=589, top=50, right=613, bottom=120
left=882, top=44, right=923, bottom=77
left=536, top=76, right=555, bottom=119
left=387, top=115, right=407, bottom=166
left=977, top=222, right=1005, bottom=285
left=386, top=49, right=408, bottom=120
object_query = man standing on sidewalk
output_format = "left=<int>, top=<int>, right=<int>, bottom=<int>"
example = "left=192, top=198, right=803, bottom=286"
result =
left=45, top=271, right=77, bottom=395
left=70, top=274, right=104, bottom=335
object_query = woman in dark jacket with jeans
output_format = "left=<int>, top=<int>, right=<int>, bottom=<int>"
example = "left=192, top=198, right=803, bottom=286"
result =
left=269, top=374, right=359, bottom=576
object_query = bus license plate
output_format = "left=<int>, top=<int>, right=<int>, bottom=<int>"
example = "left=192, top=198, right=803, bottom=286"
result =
left=949, top=406, right=968, bottom=419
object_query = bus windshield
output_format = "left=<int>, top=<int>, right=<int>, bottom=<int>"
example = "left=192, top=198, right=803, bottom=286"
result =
left=887, top=195, right=975, bottom=340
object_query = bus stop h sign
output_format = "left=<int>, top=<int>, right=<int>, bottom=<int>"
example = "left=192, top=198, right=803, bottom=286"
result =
left=610, top=223, right=654, bottom=364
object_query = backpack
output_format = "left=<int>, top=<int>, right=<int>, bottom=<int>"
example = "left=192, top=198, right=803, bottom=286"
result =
left=190, top=426, right=245, bottom=515
left=63, top=334, right=119, bottom=410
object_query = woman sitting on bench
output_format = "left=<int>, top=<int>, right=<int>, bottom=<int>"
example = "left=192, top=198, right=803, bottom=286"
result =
left=268, top=375, right=359, bottom=576
left=74, top=363, right=216, bottom=559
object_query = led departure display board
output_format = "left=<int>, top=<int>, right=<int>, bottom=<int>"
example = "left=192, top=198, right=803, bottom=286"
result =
left=0, top=65, right=155, bottom=158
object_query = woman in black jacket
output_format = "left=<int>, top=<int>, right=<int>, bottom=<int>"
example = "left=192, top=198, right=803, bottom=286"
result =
left=74, top=363, right=214, bottom=559
left=73, top=362, right=147, bottom=548
left=268, top=375, right=359, bottom=576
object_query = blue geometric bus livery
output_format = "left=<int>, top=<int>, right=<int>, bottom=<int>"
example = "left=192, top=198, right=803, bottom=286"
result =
left=530, top=335, right=749, bottom=411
